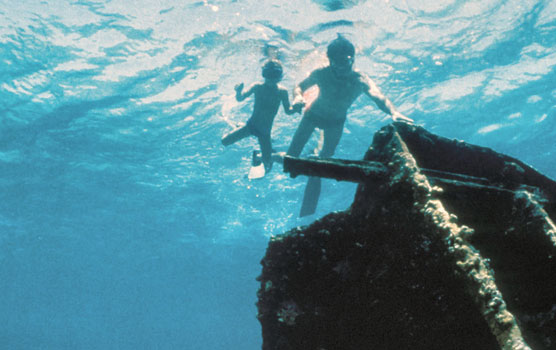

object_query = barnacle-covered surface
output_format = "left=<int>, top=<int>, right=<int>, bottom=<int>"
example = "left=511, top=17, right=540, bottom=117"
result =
left=257, top=123, right=556, bottom=350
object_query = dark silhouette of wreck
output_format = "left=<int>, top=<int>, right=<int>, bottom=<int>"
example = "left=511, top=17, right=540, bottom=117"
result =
left=257, top=122, right=556, bottom=350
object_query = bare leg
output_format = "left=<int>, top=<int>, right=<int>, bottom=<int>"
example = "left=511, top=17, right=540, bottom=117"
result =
left=299, top=124, right=344, bottom=216
left=287, top=114, right=316, bottom=157
left=222, top=125, right=250, bottom=146
left=258, top=134, right=273, bottom=172
left=319, top=123, right=343, bottom=157
left=288, top=114, right=318, bottom=214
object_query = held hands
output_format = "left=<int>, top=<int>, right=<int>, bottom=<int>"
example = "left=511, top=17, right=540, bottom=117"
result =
left=292, top=95, right=305, bottom=114
left=292, top=101, right=305, bottom=114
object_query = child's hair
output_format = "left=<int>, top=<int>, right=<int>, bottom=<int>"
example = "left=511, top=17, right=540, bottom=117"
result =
left=262, top=59, right=283, bottom=80
left=327, top=34, right=355, bottom=61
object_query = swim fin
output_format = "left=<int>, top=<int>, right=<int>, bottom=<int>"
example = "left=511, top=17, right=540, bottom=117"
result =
left=299, top=176, right=321, bottom=217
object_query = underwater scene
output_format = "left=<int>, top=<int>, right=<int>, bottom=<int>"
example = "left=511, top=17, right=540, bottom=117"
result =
left=1, top=0, right=555, bottom=349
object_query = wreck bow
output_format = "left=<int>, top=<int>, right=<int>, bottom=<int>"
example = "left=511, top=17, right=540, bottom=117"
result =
left=258, top=123, right=556, bottom=350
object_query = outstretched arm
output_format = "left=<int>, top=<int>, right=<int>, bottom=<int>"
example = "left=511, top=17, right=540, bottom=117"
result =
left=235, top=83, right=257, bottom=102
left=361, top=74, right=413, bottom=123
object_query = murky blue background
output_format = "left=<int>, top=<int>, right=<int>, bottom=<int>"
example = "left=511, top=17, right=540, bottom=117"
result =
left=1, top=0, right=555, bottom=348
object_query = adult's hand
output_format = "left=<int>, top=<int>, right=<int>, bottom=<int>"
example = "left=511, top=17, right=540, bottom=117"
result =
left=392, top=111, right=414, bottom=124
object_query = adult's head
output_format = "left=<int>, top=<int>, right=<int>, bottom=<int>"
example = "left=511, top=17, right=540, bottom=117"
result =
left=327, top=35, right=355, bottom=76
left=262, top=59, right=283, bottom=81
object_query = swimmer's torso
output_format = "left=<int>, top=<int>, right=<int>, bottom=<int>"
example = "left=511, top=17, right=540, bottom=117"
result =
left=306, top=67, right=365, bottom=121
left=249, top=83, right=285, bottom=135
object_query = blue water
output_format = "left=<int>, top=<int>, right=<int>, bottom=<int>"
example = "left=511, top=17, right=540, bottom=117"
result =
left=1, top=0, right=555, bottom=349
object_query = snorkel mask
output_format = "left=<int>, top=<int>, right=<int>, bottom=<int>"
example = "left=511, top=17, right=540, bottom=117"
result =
left=327, top=34, right=355, bottom=76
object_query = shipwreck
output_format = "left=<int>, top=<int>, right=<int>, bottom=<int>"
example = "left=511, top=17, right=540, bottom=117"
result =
left=257, top=122, right=556, bottom=350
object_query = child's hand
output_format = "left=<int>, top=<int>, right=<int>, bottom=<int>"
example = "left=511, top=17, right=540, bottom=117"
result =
left=292, top=102, right=304, bottom=114
left=234, top=83, right=244, bottom=93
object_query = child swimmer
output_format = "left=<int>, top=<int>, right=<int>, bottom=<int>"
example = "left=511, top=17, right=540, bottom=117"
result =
left=222, top=59, right=302, bottom=173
